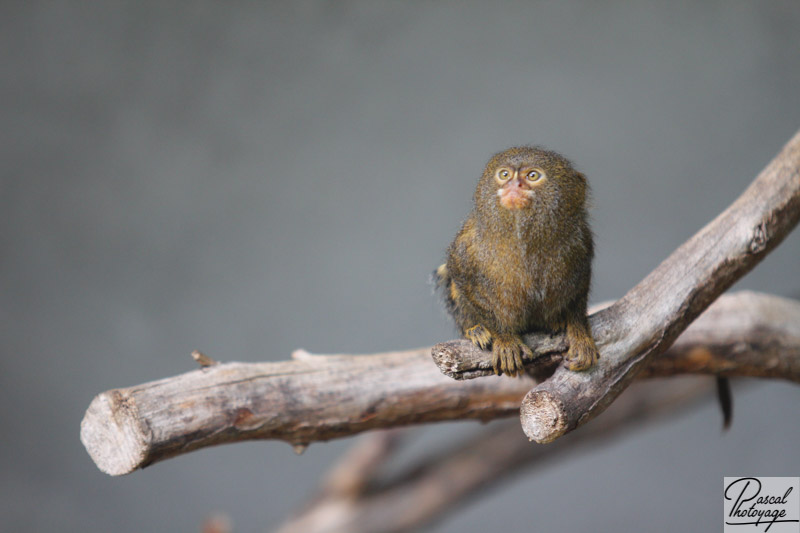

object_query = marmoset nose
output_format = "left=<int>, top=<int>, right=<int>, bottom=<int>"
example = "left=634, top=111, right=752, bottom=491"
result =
left=509, top=177, right=526, bottom=189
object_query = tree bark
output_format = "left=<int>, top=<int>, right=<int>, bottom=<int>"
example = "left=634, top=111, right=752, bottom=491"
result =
left=512, top=129, right=800, bottom=443
left=433, top=291, right=800, bottom=382
left=81, top=291, right=800, bottom=476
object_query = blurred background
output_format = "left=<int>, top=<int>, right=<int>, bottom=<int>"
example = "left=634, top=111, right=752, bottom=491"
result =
left=2, top=2, right=799, bottom=531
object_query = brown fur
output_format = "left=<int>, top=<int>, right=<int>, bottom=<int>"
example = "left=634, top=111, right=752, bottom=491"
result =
left=435, top=147, right=598, bottom=376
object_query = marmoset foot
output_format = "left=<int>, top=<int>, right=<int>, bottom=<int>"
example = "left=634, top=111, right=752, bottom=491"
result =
left=491, top=334, right=532, bottom=377
left=564, top=335, right=599, bottom=371
left=464, top=324, right=492, bottom=350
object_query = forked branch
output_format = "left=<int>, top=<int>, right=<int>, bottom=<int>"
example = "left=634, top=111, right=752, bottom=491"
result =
left=435, top=129, right=800, bottom=442
left=80, top=129, right=800, bottom=475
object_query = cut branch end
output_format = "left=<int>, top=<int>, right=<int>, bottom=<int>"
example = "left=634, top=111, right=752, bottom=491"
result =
left=519, top=390, right=567, bottom=443
left=80, top=391, right=149, bottom=476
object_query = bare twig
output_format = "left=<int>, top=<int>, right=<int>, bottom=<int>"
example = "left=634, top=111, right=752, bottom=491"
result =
left=192, top=350, right=218, bottom=368
left=317, top=428, right=406, bottom=498
left=80, top=291, right=800, bottom=476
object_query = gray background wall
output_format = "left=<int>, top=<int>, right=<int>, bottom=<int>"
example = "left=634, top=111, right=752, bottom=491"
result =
left=2, top=2, right=799, bottom=532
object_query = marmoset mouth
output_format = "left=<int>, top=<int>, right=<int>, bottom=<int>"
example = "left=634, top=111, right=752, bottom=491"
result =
left=497, top=186, right=533, bottom=209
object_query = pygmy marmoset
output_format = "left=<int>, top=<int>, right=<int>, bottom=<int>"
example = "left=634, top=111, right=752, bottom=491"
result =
left=435, top=146, right=599, bottom=377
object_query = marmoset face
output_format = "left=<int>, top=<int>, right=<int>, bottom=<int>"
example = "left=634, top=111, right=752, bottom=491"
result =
left=493, top=165, right=547, bottom=210
left=477, top=146, right=586, bottom=218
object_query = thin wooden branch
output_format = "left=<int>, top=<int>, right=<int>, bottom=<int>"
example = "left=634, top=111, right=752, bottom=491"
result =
left=434, top=130, right=800, bottom=443
left=316, top=428, right=406, bottom=499
left=274, top=377, right=716, bottom=533
left=81, top=291, right=800, bottom=476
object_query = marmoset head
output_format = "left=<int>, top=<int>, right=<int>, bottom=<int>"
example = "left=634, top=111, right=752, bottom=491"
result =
left=474, top=146, right=587, bottom=221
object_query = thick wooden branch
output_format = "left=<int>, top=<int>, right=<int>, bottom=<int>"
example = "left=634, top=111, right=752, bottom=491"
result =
left=516, top=129, right=800, bottom=443
left=81, top=291, right=800, bottom=476
left=274, top=377, right=716, bottom=533
left=434, top=130, right=800, bottom=443
left=80, top=349, right=533, bottom=476
left=638, top=292, right=800, bottom=380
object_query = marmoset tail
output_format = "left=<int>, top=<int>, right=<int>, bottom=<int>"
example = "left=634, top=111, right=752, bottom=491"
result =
left=435, top=146, right=598, bottom=377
